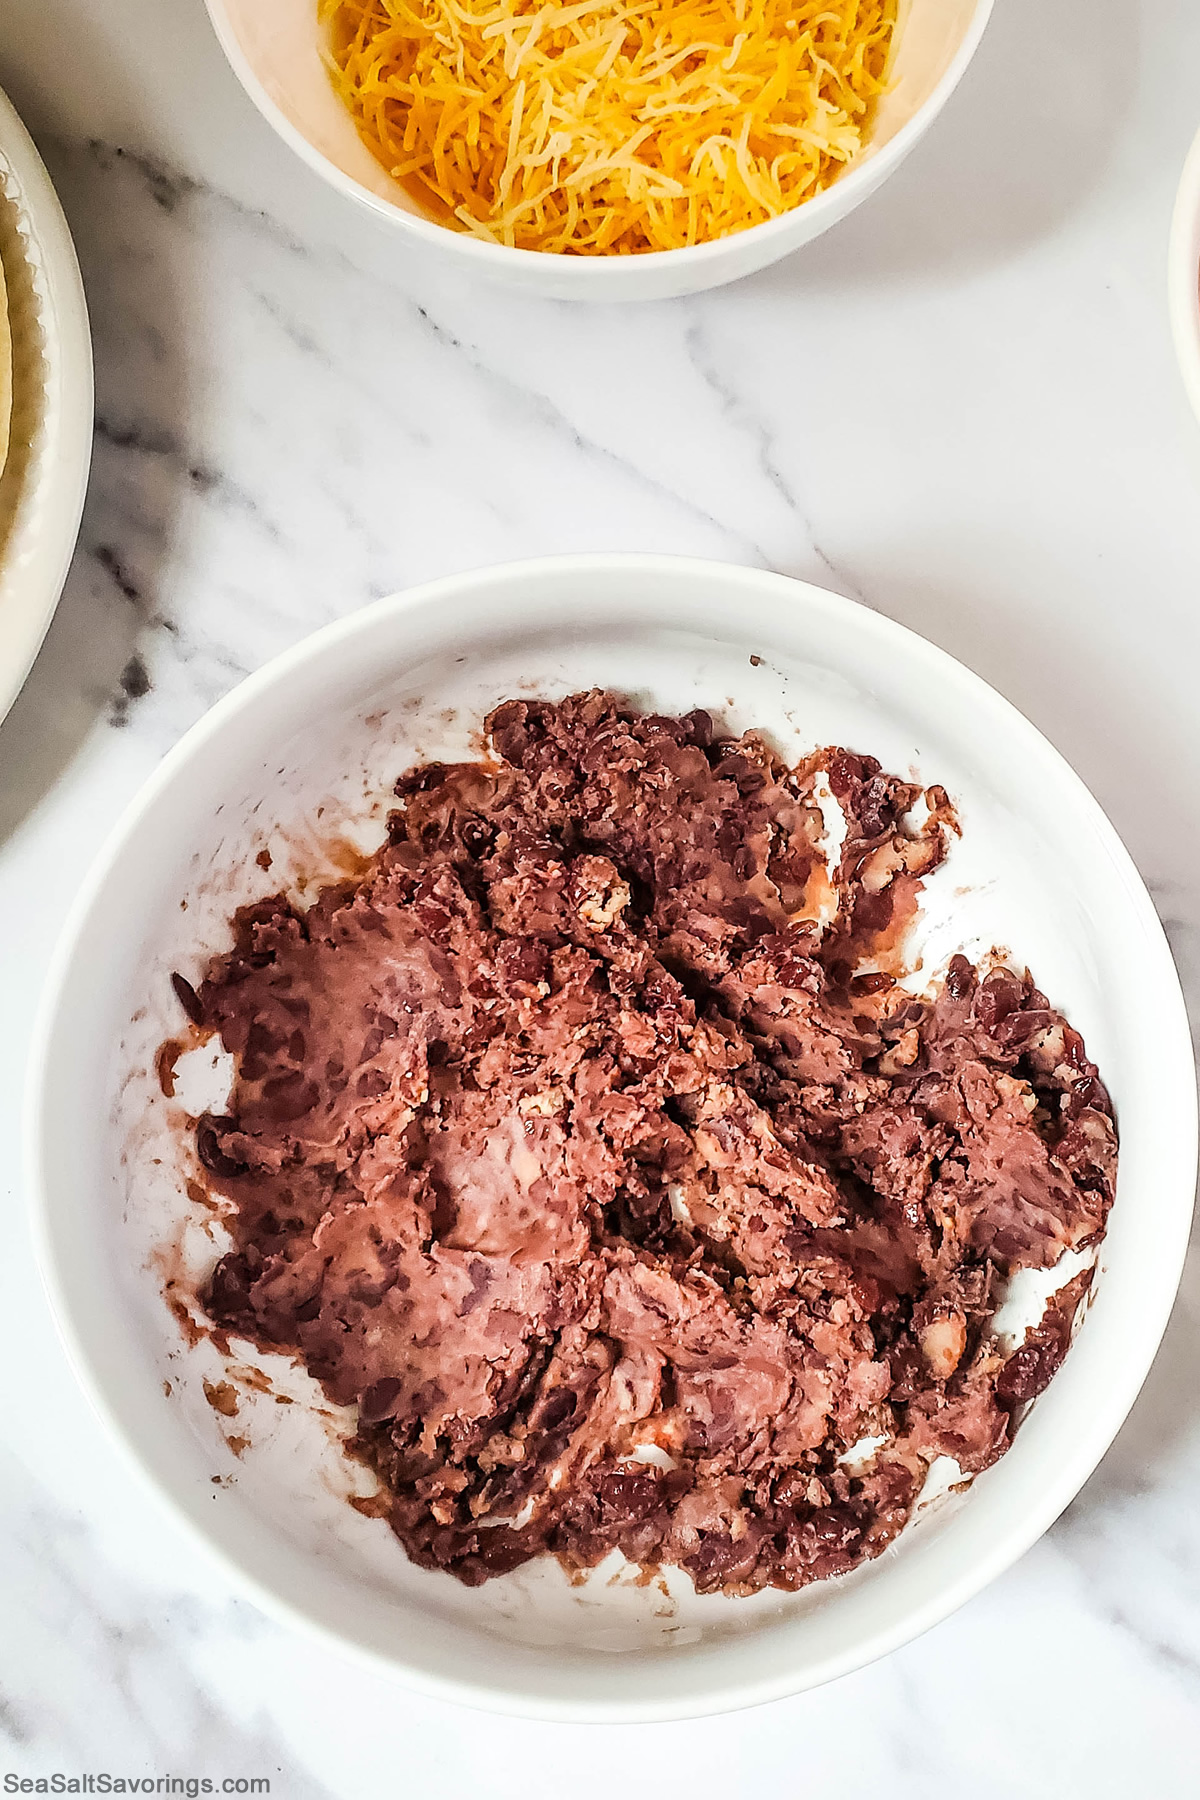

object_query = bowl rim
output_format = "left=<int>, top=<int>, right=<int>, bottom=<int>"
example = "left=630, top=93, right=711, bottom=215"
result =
left=1169, top=123, right=1200, bottom=426
left=201, top=0, right=994, bottom=283
left=0, top=82, right=94, bottom=726
left=27, top=553, right=1197, bottom=1720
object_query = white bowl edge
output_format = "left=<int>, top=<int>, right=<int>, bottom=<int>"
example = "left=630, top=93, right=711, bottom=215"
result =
left=1169, top=124, right=1200, bottom=427
left=0, top=85, right=94, bottom=724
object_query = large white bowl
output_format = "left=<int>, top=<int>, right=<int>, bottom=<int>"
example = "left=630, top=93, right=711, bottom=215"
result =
left=29, top=555, right=1196, bottom=1720
left=1170, top=124, right=1200, bottom=427
left=203, top=0, right=992, bottom=300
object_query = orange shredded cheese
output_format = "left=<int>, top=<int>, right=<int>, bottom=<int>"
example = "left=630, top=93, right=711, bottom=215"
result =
left=320, top=0, right=899, bottom=254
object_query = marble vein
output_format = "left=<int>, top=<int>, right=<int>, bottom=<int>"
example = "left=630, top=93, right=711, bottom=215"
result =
left=681, top=312, right=869, bottom=600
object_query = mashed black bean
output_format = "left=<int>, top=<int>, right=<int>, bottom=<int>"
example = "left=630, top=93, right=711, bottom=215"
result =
left=186, top=692, right=1115, bottom=1594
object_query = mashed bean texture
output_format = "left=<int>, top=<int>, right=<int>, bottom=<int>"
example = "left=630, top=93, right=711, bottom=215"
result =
left=185, top=692, right=1116, bottom=1593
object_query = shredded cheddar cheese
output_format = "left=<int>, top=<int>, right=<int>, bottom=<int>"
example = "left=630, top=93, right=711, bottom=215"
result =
left=320, top=0, right=898, bottom=254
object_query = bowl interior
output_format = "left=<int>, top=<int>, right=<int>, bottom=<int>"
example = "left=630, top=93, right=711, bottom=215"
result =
left=35, top=560, right=1195, bottom=1719
left=211, top=0, right=983, bottom=233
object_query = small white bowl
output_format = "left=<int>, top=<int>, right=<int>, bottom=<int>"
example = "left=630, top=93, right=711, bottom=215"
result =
left=29, top=555, right=1196, bottom=1720
left=0, top=84, right=93, bottom=727
left=1170, top=125, right=1200, bottom=426
left=203, top=0, right=993, bottom=300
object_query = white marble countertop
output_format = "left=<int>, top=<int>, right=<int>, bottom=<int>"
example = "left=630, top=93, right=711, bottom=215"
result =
left=2, top=0, right=1200, bottom=1790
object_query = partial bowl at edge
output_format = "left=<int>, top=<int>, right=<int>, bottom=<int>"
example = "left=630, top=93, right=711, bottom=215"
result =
left=1170, top=123, right=1200, bottom=427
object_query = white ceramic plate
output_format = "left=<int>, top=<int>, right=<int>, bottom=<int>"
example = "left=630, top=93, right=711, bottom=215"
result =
left=0, top=84, right=93, bottom=728
left=29, top=556, right=1196, bottom=1720
left=203, top=0, right=993, bottom=300
left=1169, top=124, right=1200, bottom=427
